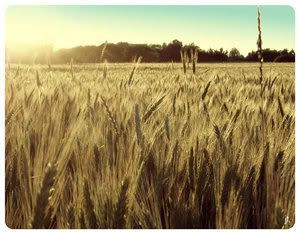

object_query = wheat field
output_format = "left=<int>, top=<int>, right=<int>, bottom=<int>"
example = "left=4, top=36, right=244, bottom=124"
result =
left=5, top=62, right=295, bottom=228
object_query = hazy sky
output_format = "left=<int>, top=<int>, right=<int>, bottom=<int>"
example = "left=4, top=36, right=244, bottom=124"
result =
left=6, top=5, right=295, bottom=55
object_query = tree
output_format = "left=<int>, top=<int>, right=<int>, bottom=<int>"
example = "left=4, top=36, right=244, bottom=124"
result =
left=6, top=39, right=295, bottom=64
left=228, top=48, right=244, bottom=62
left=160, top=40, right=183, bottom=62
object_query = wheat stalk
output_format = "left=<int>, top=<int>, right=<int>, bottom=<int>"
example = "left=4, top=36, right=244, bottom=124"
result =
left=31, top=163, right=57, bottom=228
left=143, top=95, right=166, bottom=122
left=135, top=104, right=144, bottom=146
left=101, top=95, right=119, bottom=135
left=257, top=7, right=263, bottom=85
left=128, top=56, right=142, bottom=85
left=180, top=49, right=187, bottom=74
left=202, top=81, right=211, bottom=100
left=113, top=177, right=130, bottom=228
left=100, top=41, right=108, bottom=63
left=83, top=181, right=98, bottom=228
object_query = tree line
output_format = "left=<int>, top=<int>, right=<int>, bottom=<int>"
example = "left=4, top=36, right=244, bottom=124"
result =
left=6, top=39, right=295, bottom=64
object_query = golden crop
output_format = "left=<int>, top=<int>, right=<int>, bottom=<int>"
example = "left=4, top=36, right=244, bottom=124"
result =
left=5, top=62, right=295, bottom=228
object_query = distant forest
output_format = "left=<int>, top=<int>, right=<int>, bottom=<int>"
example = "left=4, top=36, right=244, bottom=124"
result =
left=7, top=40, right=295, bottom=64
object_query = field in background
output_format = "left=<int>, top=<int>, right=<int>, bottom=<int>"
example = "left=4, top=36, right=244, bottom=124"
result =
left=5, top=63, right=295, bottom=228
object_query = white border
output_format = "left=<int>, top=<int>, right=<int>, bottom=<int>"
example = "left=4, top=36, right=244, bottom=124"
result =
left=0, top=0, right=298, bottom=233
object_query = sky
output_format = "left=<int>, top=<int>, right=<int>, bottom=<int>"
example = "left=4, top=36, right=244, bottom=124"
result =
left=5, top=5, right=295, bottom=55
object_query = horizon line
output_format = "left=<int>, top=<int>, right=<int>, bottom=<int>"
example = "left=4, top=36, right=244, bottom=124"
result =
left=5, top=41, right=295, bottom=57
